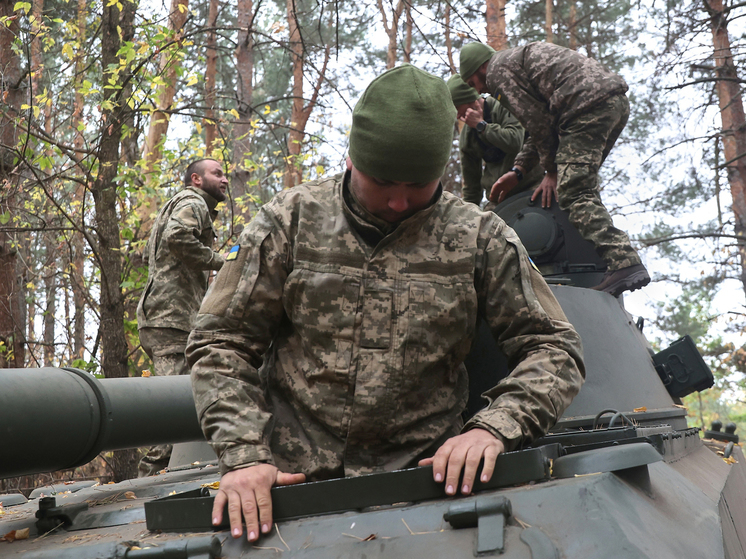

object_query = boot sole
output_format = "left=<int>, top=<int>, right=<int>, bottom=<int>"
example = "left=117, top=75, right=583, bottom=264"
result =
left=604, top=270, right=651, bottom=298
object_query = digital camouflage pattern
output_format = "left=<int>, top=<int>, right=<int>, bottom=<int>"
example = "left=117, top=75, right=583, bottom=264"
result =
left=485, top=42, right=641, bottom=271
left=137, top=186, right=225, bottom=332
left=555, top=94, right=641, bottom=269
left=188, top=173, right=585, bottom=479
left=137, top=328, right=188, bottom=476
left=460, top=96, right=542, bottom=206
left=484, top=42, right=627, bottom=174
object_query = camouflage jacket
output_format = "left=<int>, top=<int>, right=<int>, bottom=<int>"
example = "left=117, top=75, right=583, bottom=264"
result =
left=188, top=173, right=584, bottom=478
left=485, top=42, right=628, bottom=174
left=137, top=186, right=225, bottom=332
left=460, top=97, right=544, bottom=205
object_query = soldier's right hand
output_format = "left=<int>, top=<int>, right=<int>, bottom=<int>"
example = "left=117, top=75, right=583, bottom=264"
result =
left=490, top=172, right=519, bottom=203
left=212, top=464, right=306, bottom=542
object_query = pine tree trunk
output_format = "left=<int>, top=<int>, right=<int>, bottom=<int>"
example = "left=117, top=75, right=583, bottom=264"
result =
left=486, top=0, right=507, bottom=50
left=704, top=0, right=746, bottom=297
left=204, top=0, right=219, bottom=151
left=231, top=0, right=254, bottom=225
left=0, top=0, right=27, bottom=368
left=545, top=0, right=553, bottom=43
left=569, top=1, right=577, bottom=50
left=377, top=0, right=405, bottom=70
left=403, top=4, right=412, bottom=64
left=72, top=0, right=88, bottom=358
left=284, top=0, right=330, bottom=189
left=445, top=4, right=457, bottom=73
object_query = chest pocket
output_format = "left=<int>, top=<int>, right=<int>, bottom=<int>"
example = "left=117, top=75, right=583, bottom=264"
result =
left=284, top=267, right=359, bottom=372
left=404, top=279, right=477, bottom=376
left=360, top=287, right=393, bottom=349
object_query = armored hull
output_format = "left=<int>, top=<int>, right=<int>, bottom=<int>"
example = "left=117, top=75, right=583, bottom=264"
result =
left=1, top=192, right=742, bottom=558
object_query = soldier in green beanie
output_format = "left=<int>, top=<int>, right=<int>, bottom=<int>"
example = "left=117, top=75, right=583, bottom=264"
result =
left=188, top=64, right=584, bottom=542
left=446, top=74, right=542, bottom=207
left=460, top=41, right=650, bottom=297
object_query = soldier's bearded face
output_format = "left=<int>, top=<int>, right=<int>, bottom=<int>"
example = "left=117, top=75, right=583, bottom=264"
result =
left=466, top=69, right=488, bottom=94
left=346, top=158, right=440, bottom=224
left=192, top=160, right=228, bottom=202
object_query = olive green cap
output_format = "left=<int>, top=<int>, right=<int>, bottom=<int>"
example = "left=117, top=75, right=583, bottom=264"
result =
left=459, top=42, right=496, bottom=81
left=349, top=64, right=456, bottom=183
left=446, top=74, right=480, bottom=107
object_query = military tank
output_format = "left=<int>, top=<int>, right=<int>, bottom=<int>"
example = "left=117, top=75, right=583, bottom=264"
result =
left=0, top=191, right=741, bottom=559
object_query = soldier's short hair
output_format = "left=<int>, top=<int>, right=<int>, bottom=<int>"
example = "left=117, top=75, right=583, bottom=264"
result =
left=184, top=159, right=218, bottom=186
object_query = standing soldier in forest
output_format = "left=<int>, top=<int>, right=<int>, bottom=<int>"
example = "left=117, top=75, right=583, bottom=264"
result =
left=136, top=158, right=227, bottom=477
left=446, top=74, right=543, bottom=208
left=459, top=42, right=650, bottom=297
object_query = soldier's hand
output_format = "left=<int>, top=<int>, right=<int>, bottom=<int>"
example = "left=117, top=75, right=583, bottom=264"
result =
left=462, top=107, right=484, bottom=129
left=418, top=428, right=504, bottom=496
left=212, top=464, right=306, bottom=542
left=531, top=172, right=558, bottom=208
left=490, top=172, right=519, bottom=203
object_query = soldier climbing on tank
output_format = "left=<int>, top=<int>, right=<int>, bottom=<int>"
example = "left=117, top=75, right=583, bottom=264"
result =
left=136, top=158, right=227, bottom=477
left=187, top=64, right=584, bottom=543
left=446, top=74, right=543, bottom=209
left=459, top=41, right=650, bottom=297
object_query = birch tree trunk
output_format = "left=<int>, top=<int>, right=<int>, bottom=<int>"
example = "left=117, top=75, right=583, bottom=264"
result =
left=704, top=0, right=746, bottom=297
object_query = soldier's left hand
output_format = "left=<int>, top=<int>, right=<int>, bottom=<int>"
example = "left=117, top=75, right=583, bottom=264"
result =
left=531, top=172, right=558, bottom=208
left=418, top=428, right=504, bottom=496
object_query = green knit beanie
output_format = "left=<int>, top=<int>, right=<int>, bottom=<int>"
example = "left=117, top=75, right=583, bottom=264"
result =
left=349, top=64, right=456, bottom=183
left=459, top=42, right=495, bottom=81
left=447, top=74, right=480, bottom=107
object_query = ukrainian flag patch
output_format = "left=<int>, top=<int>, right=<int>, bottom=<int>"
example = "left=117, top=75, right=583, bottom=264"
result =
left=226, top=245, right=240, bottom=261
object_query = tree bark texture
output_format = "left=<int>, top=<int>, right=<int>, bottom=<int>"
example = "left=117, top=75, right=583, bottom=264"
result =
left=93, top=0, right=134, bottom=380
left=377, top=0, right=405, bottom=69
left=284, top=0, right=330, bottom=189
left=0, top=0, right=27, bottom=368
left=230, top=0, right=254, bottom=224
left=204, top=0, right=219, bottom=151
left=486, top=0, right=507, bottom=50
left=445, top=4, right=457, bottom=73
left=704, top=0, right=746, bottom=297
left=568, top=1, right=577, bottom=50
left=545, top=0, right=553, bottom=43
left=72, top=0, right=88, bottom=358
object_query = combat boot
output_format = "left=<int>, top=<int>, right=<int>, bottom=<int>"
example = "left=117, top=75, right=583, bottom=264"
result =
left=591, top=264, right=650, bottom=297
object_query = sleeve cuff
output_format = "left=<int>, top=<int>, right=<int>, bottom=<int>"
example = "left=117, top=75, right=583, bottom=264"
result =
left=464, top=409, right=524, bottom=452
left=217, top=444, right=274, bottom=475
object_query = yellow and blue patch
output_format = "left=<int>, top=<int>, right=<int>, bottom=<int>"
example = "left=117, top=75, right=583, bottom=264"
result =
left=226, top=245, right=240, bottom=261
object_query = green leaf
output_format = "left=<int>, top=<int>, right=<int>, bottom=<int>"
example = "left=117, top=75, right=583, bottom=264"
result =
left=13, top=2, right=31, bottom=14
left=0, top=212, right=9, bottom=225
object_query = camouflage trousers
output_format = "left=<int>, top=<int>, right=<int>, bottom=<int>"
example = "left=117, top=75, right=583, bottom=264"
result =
left=137, top=327, right=190, bottom=477
left=556, top=94, right=641, bottom=271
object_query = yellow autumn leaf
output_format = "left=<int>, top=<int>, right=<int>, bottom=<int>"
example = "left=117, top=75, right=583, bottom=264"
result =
left=186, top=74, right=199, bottom=86
left=141, top=370, right=152, bottom=377
left=124, top=491, right=137, bottom=500
left=201, top=481, right=220, bottom=490
left=229, top=109, right=239, bottom=119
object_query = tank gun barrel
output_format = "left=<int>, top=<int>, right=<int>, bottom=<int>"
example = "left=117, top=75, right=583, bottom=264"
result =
left=0, top=367, right=204, bottom=478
